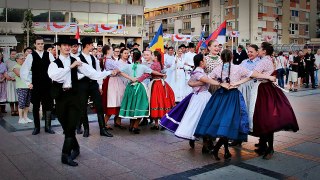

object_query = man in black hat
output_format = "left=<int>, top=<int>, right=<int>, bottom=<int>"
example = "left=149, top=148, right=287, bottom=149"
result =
left=77, top=37, right=113, bottom=137
left=48, top=37, right=117, bottom=166
left=21, top=36, right=56, bottom=135
left=133, top=43, right=140, bottom=50
left=70, top=39, right=81, bottom=58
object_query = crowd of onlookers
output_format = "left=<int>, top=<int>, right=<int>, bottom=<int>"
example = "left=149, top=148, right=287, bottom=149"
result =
left=0, top=42, right=319, bottom=125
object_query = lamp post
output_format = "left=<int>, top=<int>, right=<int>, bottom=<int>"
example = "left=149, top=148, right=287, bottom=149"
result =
left=275, top=16, right=279, bottom=45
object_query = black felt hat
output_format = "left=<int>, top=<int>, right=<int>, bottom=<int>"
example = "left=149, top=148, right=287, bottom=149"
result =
left=70, top=38, right=81, bottom=46
left=55, top=37, right=72, bottom=46
left=81, top=37, right=93, bottom=47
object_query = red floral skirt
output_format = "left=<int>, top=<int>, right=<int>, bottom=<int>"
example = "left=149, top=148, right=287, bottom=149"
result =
left=150, top=80, right=175, bottom=118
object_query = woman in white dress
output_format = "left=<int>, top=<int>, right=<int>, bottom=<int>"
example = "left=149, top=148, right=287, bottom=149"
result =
left=171, top=48, right=188, bottom=102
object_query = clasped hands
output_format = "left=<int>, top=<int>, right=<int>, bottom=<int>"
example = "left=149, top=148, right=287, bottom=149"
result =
left=220, top=82, right=238, bottom=90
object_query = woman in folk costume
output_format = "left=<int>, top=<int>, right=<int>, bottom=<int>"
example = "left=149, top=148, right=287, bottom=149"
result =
left=147, top=51, right=175, bottom=130
left=194, top=49, right=276, bottom=161
left=174, top=54, right=221, bottom=148
left=171, top=48, right=189, bottom=102
left=233, top=42, right=299, bottom=160
left=118, top=48, right=131, bottom=85
left=101, top=45, right=128, bottom=130
left=229, top=44, right=262, bottom=147
left=119, top=49, right=166, bottom=134
left=188, top=40, right=223, bottom=153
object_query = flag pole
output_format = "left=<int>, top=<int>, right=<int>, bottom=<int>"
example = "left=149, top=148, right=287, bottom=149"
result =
left=55, top=32, right=58, bottom=57
left=231, top=36, right=234, bottom=51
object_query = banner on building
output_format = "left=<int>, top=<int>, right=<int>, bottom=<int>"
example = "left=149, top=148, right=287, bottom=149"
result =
left=33, top=22, right=77, bottom=33
left=263, top=35, right=274, bottom=42
left=163, top=34, right=192, bottom=42
left=83, top=24, right=124, bottom=33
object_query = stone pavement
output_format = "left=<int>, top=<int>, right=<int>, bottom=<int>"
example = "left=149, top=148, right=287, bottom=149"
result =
left=0, top=88, right=319, bottom=180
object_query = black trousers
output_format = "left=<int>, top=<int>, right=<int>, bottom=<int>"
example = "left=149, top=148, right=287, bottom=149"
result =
left=31, top=88, right=54, bottom=129
left=78, top=81, right=104, bottom=130
left=56, top=91, right=80, bottom=154
left=305, top=67, right=315, bottom=86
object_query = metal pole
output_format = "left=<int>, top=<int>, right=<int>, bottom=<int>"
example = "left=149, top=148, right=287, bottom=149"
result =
left=55, top=32, right=58, bottom=57
left=27, top=25, right=29, bottom=47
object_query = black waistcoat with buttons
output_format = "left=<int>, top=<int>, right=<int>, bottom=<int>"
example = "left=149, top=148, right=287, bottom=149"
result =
left=31, top=51, right=52, bottom=90
left=51, top=57, right=78, bottom=99
left=78, top=54, right=97, bottom=84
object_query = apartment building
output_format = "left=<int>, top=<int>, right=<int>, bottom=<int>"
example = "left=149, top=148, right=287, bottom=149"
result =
left=0, top=0, right=145, bottom=51
left=145, top=0, right=317, bottom=46
left=144, top=0, right=215, bottom=42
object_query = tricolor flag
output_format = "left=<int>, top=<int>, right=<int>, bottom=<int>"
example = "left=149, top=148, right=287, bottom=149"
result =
left=75, top=26, right=80, bottom=40
left=196, top=25, right=207, bottom=53
left=149, top=24, right=164, bottom=65
left=205, top=21, right=226, bottom=45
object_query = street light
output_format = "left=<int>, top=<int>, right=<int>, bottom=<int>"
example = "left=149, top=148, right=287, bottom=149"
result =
left=275, top=16, right=279, bottom=45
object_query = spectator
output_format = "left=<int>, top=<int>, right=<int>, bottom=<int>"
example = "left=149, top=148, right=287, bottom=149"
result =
left=314, top=49, right=320, bottom=87
left=5, top=49, right=18, bottom=116
left=0, top=53, right=7, bottom=113
left=13, top=53, right=32, bottom=124
left=275, top=51, right=286, bottom=88
left=23, top=47, right=33, bottom=58
left=297, top=50, right=305, bottom=87
left=304, top=48, right=316, bottom=88
left=288, top=52, right=300, bottom=92
left=233, top=45, right=248, bottom=65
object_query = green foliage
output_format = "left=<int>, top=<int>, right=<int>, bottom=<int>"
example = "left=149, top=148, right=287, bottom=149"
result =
left=22, top=9, right=35, bottom=47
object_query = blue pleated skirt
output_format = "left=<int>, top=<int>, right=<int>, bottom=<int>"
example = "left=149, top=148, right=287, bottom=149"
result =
left=194, top=88, right=249, bottom=141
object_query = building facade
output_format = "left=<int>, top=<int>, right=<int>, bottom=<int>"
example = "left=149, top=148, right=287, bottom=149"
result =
left=145, top=0, right=318, bottom=47
left=0, top=0, right=145, bottom=50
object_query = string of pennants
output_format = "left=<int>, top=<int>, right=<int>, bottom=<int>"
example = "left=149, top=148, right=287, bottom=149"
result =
left=33, top=22, right=124, bottom=33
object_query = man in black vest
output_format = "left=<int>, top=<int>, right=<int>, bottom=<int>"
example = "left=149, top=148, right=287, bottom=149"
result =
left=304, top=48, right=316, bottom=89
left=48, top=37, right=117, bottom=166
left=21, top=36, right=55, bottom=135
left=76, top=37, right=113, bottom=137
left=233, top=45, right=248, bottom=65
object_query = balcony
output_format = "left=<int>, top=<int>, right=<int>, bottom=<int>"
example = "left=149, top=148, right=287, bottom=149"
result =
left=201, top=19, right=209, bottom=25
left=145, top=6, right=210, bottom=21
left=182, top=29, right=191, bottom=34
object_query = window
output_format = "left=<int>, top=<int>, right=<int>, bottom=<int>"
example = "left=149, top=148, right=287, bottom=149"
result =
left=0, top=8, right=6, bottom=22
left=132, top=15, right=136, bottom=26
left=89, top=13, right=108, bottom=24
left=225, top=8, right=235, bottom=15
left=71, top=12, right=88, bottom=25
left=127, top=0, right=143, bottom=5
left=126, top=14, right=131, bottom=27
left=227, top=21, right=235, bottom=29
left=273, top=7, right=282, bottom=15
left=136, top=15, right=143, bottom=27
left=291, top=10, right=299, bottom=17
left=108, top=14, right=124, bottom=25
left=51, top=11, right=69, bottom=22
left=7, top=8, right=26, bottom=22
left=183, top=22, right=191, bottom=29
left=290, top=23, right=299, bottom=34
left=32, top=10, right=49, bottom=22
left=305, top=25, right=309, bottom=32
left=108, top=0, right=125, bottom=4
left=258, top=5, right=266, bottom=13
left=305, top=12, right=310, bottom=21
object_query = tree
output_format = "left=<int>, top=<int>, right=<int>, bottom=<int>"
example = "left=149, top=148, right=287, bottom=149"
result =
left=22, top=9, right=35, bottom=47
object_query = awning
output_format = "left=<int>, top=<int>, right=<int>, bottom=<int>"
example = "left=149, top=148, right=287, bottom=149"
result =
left=0, top=35, right=18, bottom=47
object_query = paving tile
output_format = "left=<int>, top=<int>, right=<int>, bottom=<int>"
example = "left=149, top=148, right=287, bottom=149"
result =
left=81, top=157, right=131, bottom=177
left=293, top=165, right=320, bottom=180
left=0, top=152, right=26, bottom=180
left=244, top=152, right=318, bottom=176
left=189, top=165, right=276, bottom=180
left=286, top=142, right=320, bottom=158
left=107, top=171, right=146, bottom=180
left=117, top=157, right=175, bottom=179
left=8, top=152, right=49, bottom=172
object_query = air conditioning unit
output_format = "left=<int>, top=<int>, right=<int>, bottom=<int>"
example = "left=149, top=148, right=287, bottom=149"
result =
left=191, top=28, right=195, bottom=32
left=178, top=29, right=182, bottom=33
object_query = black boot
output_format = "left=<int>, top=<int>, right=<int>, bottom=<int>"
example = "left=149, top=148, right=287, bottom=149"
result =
left=44, top=111, right=55, bottom=134
left=83, top=128, right=89, bottom=137
left=211, top=138, right=224, bottom=161
left=189, top=140, right=195, bottom=149
left=70, top=137, right=80, bottom=160
left=98, top=114, right=113, bottom=137
left=76, top=127, right=83, bottom=134
left=61, top=137, right=78, bottom=166
left=32, top=128, right=40, bottom=135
